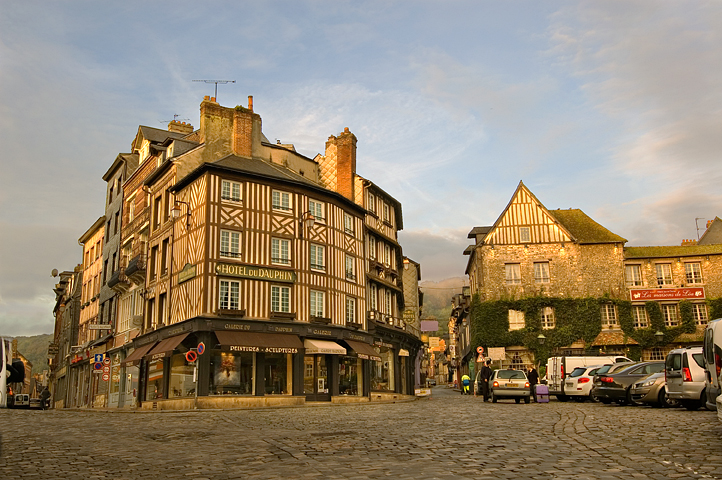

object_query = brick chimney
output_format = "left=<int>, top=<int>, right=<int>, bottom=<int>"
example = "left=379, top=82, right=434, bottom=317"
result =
left=324, top=127, right=357, bottom=200
left=198, top=96, right=262, bottom=160
left=167, top=120, right=194, bottom=135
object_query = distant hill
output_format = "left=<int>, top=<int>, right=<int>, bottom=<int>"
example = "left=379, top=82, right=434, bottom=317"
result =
left=419, top=277, right=467, bottom=335
left=13, top=334, right=52, bottom=375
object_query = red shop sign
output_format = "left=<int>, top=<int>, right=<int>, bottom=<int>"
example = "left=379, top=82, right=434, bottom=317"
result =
left=630, top=287, right=705, bottom=301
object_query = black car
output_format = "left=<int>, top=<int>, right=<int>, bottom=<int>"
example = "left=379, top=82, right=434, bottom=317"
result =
left=592, top=361, right=665, bottom=405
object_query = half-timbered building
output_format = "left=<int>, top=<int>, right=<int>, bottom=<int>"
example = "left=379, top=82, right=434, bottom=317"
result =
left=96, top=96, right=421, bottom=409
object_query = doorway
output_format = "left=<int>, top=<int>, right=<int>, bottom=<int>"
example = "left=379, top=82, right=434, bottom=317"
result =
left=304, top=355, right=330, bottom=401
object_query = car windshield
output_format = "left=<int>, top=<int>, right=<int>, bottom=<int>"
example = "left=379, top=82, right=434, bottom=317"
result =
left=595, top=365, right=612, bottom=375
left=497, top=370, right=526, bottom=380
left=569, top=367, right=587, bottom=377
left=610, top=363, right=635, bottom=373
left=692, top=353, right=704, bottom=369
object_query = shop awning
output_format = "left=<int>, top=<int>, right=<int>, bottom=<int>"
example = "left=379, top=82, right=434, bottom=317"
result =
left=398, top=349, right=410, bottom=357
left=304, top=339, right=346, bottom=355
left=216, top=331, right=302, bottom=354
left=121, top=342, right=157, bottom=366
left=345, top=340, right=382, bottom=361
left=145, top=333, right=189, bottom=360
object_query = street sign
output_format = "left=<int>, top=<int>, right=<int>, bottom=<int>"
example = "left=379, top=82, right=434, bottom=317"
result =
left=476, top=346, right=484, bottom=354
left=477, top=354, right=485, bottom=363
left=94, top=353, right=104, bottom=363
left=103, top=357, right=111, bottom=366
left=102, top=373, right=109, bottom=381
left=103, top=365, right=110, bottom=374
left=197, top=342, right=205, bottom=355
left=185, top=351, right=198, bottom=363
left=488, top=347, right=506, bottom=361
left=89, top=324, right=112, bottom=330
left=93, top=362, right=103, bottom=371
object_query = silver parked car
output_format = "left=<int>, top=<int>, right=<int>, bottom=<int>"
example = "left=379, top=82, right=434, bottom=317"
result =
left=490, top=369, right=531, bottom=404
left=630, top=372, right=677, bottom=408
left=665, top=346, right=707, bottom=410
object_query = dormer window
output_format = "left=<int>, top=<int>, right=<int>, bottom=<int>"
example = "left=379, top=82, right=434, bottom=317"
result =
left=519, top=227, right=531, bottom=243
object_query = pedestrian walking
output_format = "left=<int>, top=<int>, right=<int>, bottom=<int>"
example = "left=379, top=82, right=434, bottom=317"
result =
left=461, top=374, right=471, bottom=395
left=480, top=360, right=492, bottom=401
left=527, top=365, right=539, bottom=403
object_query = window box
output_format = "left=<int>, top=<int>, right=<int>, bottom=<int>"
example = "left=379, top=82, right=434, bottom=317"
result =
left=217, top=308, right=246, bottom=317
left=346, top=321, right=363, bottom=330
left=310, top=316, right=332, bottom=325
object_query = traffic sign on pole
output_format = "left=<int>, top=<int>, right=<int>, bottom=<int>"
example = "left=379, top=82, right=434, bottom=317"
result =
left=476, top=346, right=484, bottom=354
left=197, top=342, right=205, bottom=355
left=185, top=350, right=198, bottom=363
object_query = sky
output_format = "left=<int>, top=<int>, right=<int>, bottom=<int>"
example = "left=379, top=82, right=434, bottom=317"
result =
left=1, top=1, right=721, bottom=336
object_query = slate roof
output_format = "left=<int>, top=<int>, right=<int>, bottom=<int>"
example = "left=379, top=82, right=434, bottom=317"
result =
left=139, top=125, right=188, bottom=144
left=698, top=217, right=722, bottom=245
left=624, top=244, right=722, bottom=259
left=549, top=209, right=627, bottom=244
left=591, top=331, right=639, bottom=346
left=212, top=154, right=319, bottom=188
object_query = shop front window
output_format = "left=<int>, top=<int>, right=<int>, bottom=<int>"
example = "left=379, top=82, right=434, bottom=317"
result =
left=339, top=356, right=362, bottom=396
left=370, top=346, right=394, bottom=392
left=124, top=365, right=139, bottom=405
left=169, top=354, right=195, bottom=398
left=265, top=353, right=293, bottom=395
left=110, top=362, right=121, bottom=394
left=209, top=350, right=254, bottom=395
left=145, top=359, right=164, bottom=401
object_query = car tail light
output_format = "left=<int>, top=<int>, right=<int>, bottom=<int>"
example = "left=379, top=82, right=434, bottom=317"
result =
left=600, top=376, right=613, bottom=383
left=578, top=378, right=590, bottom=384
left=493, top=381, right=499, bottom=388
left=561, top=365, right=565, bottom=378
left=683, top=367, right=692, bottom=382
left=525, top=382, right=530, bottom=388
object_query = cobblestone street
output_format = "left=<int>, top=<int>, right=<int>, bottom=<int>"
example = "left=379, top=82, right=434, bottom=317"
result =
left=2, top=386, right=722, bottom=480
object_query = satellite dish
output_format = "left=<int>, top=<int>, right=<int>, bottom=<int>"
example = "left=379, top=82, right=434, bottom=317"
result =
left=51, top=269, right=58, bottom=277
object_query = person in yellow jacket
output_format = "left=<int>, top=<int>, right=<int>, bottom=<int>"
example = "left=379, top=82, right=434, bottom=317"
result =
left=461, top=374, right=471, bottom=395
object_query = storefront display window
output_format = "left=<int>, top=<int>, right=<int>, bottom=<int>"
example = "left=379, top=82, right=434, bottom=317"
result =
left=339, top=356, right=362, bottom=395
left=265, top=353, right=292, bottom=395
left=145, top=359, right=164, bottom=401
left=110, top=360, right=121, bottom=395
left=169, top=353, right=195, bottom=398
left=124, top=365, right=139, bottom=406
left=209, top=350, right=254, bottom=395
left=370, top=346, right=394, bottom=392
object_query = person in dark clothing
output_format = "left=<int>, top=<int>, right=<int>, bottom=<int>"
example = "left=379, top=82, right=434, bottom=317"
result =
left=527, top=365, right=539, bottom=403
left=479, top=360, right=493, bottom=402
left=40, top=387, right=51, bottom=410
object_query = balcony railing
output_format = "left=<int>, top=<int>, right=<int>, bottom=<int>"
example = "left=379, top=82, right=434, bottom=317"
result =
left=366, top=310, right=419, bottom=338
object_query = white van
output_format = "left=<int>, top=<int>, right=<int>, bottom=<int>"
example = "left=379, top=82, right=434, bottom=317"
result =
left=702, top=318, right=722, bottom=410
left=547, top=355, right=632, bottom=401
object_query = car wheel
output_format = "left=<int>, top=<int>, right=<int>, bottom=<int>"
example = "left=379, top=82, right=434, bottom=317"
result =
left=590, top=393, right=600, bottom=403
left=524, top=396, right=530, bottom=404
left=515, top=397, right=521, bottom=404
left=626, top=389, right=638, bottom=407
left=658, top=387, right=677, bottom=408
left=491, top=392, right=497, bottom=403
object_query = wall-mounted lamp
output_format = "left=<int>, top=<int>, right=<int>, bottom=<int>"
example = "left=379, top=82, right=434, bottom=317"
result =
left=171, top=200, right=192, bottom=230
left=403, top=257, right=410, bottom=270
left=299, top=211, right=315, bottom=239
left=537, top=333, right=546, bottom=345
left=655, top=330, right=665, bottom=343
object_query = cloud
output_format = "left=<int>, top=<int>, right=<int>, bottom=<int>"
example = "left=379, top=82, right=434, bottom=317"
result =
left=398, top=228, right=471, bottom=281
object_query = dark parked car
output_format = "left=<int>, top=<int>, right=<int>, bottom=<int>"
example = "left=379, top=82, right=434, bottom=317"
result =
left=592, top=361, right=665, bottom=405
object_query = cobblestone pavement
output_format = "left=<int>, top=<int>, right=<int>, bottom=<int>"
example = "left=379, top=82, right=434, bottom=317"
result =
left=2, top=387, right=722, bottom=480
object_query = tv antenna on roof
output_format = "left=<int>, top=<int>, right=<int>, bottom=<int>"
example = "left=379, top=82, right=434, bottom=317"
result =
left=192, top=79, right=236, bottom=100
left=159, top=114, right=190, bottom=124
left=695, top=218, right=707, bottom=240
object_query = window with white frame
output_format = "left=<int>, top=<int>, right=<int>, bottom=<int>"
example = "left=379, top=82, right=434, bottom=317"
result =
left=541, top=307, right=555, bottom=329
left=519, top=227, right=531, bottom=243
left=383, top=203, right=390, bottom=223
left=508, top=310, right=525, bottom=331
left=345, top=254, right=356, bottom=280
left=272, top=190, right=291, bottom=211
left=601, top=304, right=619, bottom=330
left=662, top=304, right=679, bottom=327
left=534, top=262, right=550, bottom=283
left=310, top=244, right=325, bottom=270
left=685, top=263, right=703, bottom=284
left=308, top=199, right=324, bottom=222
left=646, top=347, right=666, bottom=361
left=655, top=264, right=673, bottom=286
left=368, top=235, right=376, bottom=261
left=271, top=285, right=291, bottom=313
left=344, top=212, right=354, bottom=235
left=219, top=280, right=240, bottom=310
left=367, top=192, right=376, bottom=213
left=221, top=180, right=242, bottom=202
left=369, top=284, right=377, bottom=311
left=385, top=290, right=394, bottom=315
left=271, top=238, right=290, bottom=265
left=505, top=264, right=521, bottom=285
left=693, top=303, right=708, bottom=325
left=345, top=297, right=356, bottom=324
left=220, top=230, right=241, bottom=258
left=383, top=244, right=391, bottom=267
left=633, top=306, right=649, bottom=328
left=625, top=265, right=643, bottom=287
left=310, top=290, right=325, bottom=318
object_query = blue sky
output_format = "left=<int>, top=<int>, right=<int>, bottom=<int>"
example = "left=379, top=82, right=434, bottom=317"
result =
left=1, top=1, right=721, bottom=336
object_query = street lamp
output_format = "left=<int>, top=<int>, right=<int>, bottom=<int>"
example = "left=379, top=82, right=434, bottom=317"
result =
left=299, top=211, right=315, bottom=239
left=171, top=200, right=192, bottom=230
left=655, top=330, right=665, bottom=343
left=537, top=333, right=546, bottom=345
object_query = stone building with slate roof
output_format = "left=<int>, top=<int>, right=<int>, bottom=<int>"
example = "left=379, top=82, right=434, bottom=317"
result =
left=457, top=181, right=722, bottom=374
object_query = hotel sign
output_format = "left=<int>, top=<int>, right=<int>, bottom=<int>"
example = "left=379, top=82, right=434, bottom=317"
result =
left=178, top=263, right=197, bottom=284
left=216, top=263, right=296, bottom=283
left=630, top=287, right=705, bottom=301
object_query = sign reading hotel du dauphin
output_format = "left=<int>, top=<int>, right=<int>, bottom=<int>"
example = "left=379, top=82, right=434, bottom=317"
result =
left=630, top=287, right=705, bottom=301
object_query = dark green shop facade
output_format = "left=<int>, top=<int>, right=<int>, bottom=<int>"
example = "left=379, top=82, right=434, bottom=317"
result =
left=122, top=316, right=421, bottom=409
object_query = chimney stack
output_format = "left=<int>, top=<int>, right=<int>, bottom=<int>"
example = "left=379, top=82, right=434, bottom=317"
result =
left=248, top=96, right=253, bottom=112
left=324, top=127, right=357, bottom=200
left=168, top=120, right=194, bottom=134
